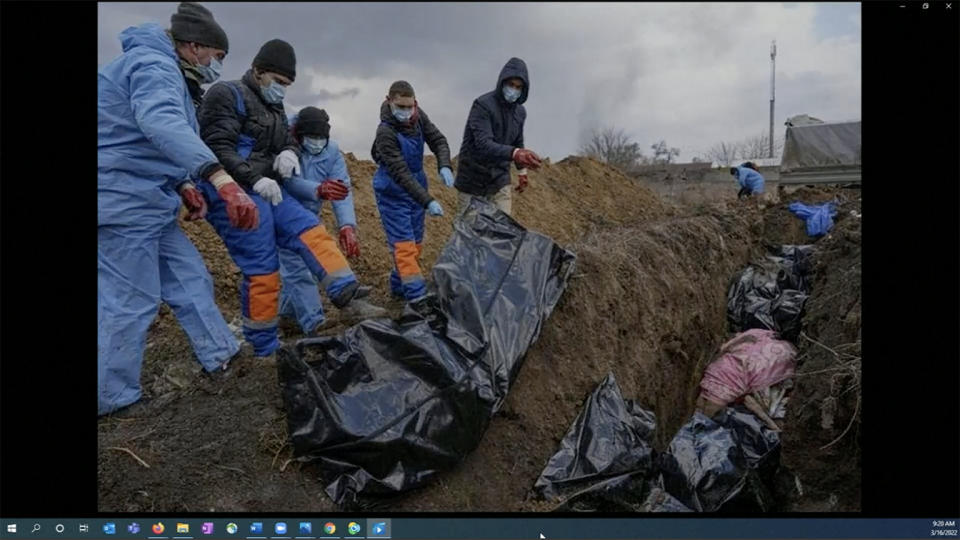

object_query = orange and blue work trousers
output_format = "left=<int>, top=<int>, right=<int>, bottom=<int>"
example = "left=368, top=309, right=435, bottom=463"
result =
left=199, top=182, right=357, bottom=356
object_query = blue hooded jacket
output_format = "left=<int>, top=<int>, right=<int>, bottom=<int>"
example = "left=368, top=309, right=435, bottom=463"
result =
left=734, top=166, right=765, bottom=194
left=282, top=136, right=357, bottom=229
left=98, top=23, right=220, bottom=229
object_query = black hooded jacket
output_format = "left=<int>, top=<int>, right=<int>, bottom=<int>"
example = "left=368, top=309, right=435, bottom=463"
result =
left=454, top=57, right=529, bottom=196
left=198, top=69, right=300, bottom=189
left=371, top=100, right=452, bottom=208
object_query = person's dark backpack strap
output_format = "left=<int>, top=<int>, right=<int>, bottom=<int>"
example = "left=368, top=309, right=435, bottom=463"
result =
left=227, top=81, right=255, bottom=160
left=227, top=81, right=247, bottom=119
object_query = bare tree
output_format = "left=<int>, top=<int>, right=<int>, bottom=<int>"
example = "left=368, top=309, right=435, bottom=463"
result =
left=738, top=132, right=785, bottom=160
left=650, top=140, right=681, bottom=164
left=579, top=127, right=648, bottom=173
left=705, top=141, right=743, bottom=167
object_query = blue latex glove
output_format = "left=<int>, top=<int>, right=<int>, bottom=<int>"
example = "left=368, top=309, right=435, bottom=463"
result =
left=439, top=167, right=455, bottom=187
left=427, top=200, right=444, bottom=217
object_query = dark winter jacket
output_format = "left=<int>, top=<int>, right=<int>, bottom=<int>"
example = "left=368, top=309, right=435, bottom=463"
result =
left=198, top=69, right=300, bottom=189
left=454, top=57, right=529, bottom=196
left=184, top=76, right=204, bottom=110
left=371, top=100, right=452, bottom=207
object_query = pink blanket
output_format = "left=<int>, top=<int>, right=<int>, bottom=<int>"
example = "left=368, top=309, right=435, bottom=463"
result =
left=699, top=329, right=798, bottom=406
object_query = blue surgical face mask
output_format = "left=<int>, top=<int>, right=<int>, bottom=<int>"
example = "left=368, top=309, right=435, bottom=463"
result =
left=302, top=137, right=328, bottom=155
left=502, top=84, right=522, bottom=103
left=390, top=103, right=414, bottom=123
left=261, top=80, right=286, bottom=104
left=197, top=56, right=222, bottom=84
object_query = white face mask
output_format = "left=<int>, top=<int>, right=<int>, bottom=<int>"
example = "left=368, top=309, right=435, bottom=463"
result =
left=197, top=56, right=222, bottom=84
left=502, top=84, right=522, bottom=103
left=302, top=137, right=328, bottom=155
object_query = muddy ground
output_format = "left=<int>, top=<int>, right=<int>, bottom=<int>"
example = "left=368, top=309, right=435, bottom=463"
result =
left=98, top=157, right=861, bottom=512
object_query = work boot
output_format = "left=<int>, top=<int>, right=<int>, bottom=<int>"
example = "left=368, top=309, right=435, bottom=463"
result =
left=339, top=297, right=388, bottom=324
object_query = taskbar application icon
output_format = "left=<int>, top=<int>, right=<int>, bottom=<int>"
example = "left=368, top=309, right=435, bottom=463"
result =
left=369, top=519, right=391, bottom=538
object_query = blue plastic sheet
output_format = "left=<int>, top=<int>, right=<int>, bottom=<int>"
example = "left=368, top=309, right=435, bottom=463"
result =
left=788, top=201, right=838, bottom=237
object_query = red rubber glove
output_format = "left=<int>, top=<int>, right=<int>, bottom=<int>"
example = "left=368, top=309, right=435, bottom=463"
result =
left=217, top=182, right=259, bottom=230
left=516, top=170, right=529, bottom=193
left=338, top=226, right=360, bottom=258
left=512, top=148, right=542, bottom=170
left=179, top=183, right=208, bottom=221
left=318, top=179, right=349, bottom=201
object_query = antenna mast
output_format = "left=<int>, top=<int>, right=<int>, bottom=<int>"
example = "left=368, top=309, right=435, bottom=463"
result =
left=769, top=40, right=776, bottom=159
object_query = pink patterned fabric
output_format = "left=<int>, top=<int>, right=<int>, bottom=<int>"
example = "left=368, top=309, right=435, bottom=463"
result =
left=699, top=329, right=798, bottom=406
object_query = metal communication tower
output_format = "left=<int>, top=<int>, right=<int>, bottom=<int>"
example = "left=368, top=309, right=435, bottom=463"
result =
left=769, top=40, right=777, bottom=159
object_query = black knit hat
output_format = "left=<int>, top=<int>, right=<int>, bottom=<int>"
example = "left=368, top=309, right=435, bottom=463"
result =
left=170, top=2, right=229, bottom=52
left=253, top=39, right=296, bottom=81
left=296, top=107, right=330, bottom=138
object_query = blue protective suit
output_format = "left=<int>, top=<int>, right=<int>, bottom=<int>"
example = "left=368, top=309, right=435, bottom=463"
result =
left=278, top=133, right=358, bottom=334
left=373, top=124, right=429, bottom=300
left=98, top=23, right=240, bottom=416
left=733, top=166, right=765, bottom=194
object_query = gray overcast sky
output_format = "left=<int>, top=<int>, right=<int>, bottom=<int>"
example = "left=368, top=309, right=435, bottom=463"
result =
left=98, top=2, right=861, bottom=162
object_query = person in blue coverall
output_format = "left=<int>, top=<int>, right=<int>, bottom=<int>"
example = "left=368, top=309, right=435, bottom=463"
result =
left=370, top=80, right=454, bottom=302
left=197, top=40, right=387, bottom=357
left=98, top=3, right=261, bottom=416
left=731, top=162, right=766, bottom=199
left=278, top=106, right=370, bottom=335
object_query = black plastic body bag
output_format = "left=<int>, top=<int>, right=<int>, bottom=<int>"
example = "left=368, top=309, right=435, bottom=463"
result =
left=278, top=197, right=576, bottom=507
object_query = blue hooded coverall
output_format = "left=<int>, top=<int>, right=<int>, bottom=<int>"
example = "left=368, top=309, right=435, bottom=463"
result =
left=734, top=166, right=766, bottom=195
left=278, top=130, right=358, bottom=334
left=197, top=77, right=359, bottom=357
left=98, top=23, right=240, bottom=416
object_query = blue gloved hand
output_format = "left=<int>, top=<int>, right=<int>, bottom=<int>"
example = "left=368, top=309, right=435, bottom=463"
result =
left=439, top=167, right=455, bottom=187
left=427, top=200, right=444, bottom=217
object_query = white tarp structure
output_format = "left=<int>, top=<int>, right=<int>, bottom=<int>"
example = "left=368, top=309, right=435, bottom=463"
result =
left=784, top=114, right=825, bottom=127
left=779, top=121, right=861, bottom=184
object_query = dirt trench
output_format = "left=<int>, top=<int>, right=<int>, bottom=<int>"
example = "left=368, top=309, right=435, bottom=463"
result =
left=97, top=156, right=856, bottom=512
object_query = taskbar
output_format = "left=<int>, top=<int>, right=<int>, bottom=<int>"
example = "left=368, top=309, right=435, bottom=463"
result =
left=0, top=518, right=957, bottom=540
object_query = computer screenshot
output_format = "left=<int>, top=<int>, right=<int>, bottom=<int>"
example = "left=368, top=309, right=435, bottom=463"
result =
left=0, top=1, right=957, bottom=539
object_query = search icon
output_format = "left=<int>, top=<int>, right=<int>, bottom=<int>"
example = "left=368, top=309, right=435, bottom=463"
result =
left=56, top=524, right=65, bottom=533
left=31, top=523, right=40, bottom=533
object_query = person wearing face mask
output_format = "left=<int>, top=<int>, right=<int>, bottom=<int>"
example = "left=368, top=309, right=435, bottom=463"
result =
left=454, top=57, right=543, bottom=217
left=276, top=107, right=371, bottom=335
left=198, top=40, right=387, bottom=357
left=98, top=2, right=255, bottom=417
left=370, top=80, right=454, bottom=303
